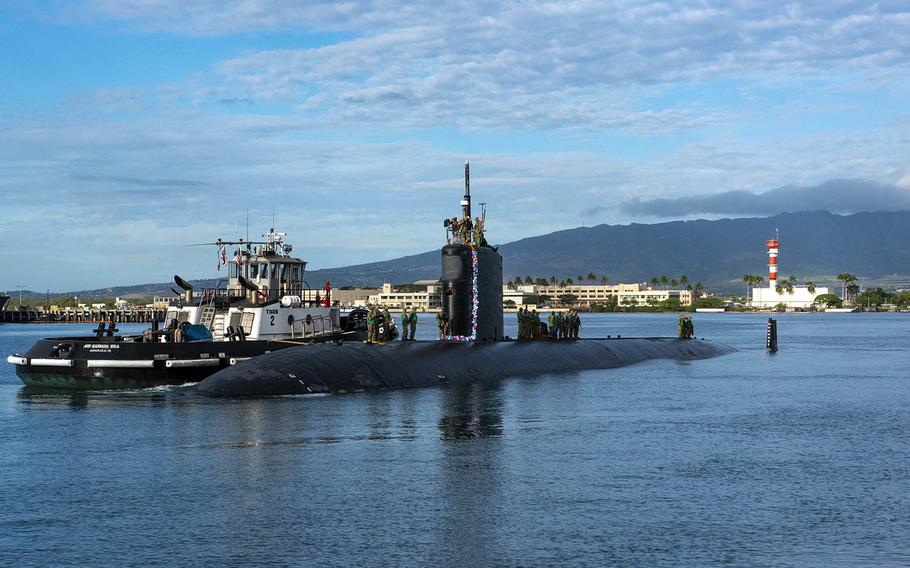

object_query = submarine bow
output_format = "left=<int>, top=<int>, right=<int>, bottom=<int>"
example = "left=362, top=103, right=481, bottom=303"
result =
left=193, top=338, right=734, bottom=398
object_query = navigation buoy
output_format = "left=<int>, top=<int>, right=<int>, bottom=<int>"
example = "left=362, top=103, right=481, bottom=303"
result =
left=767, top=317, right=778, bottom=352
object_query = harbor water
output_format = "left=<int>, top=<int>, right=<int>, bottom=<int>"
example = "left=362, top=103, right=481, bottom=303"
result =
left=1, top=313, right=908, bottom=566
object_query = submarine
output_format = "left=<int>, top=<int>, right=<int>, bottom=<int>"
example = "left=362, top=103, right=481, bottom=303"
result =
left=194, top=162, right=733, bottom=398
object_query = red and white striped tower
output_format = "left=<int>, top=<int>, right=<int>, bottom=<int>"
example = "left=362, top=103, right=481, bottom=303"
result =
left=766, top=237, right=779, bottom=290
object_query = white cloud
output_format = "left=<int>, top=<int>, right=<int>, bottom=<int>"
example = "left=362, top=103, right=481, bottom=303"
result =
left=48, top=1, right=910, bottom=134
left=4, top=1, right=910, bottom=289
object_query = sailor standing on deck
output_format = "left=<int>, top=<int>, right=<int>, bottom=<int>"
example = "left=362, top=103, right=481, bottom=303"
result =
left=437, top=308, right=448, bottom=339
left=366, top=305, right=377, bottom=343
left=409, top=307, right=418, bottom=340
left=400, top=308, right=410, bottom=341
left=382, top=307, right=393, bottom=341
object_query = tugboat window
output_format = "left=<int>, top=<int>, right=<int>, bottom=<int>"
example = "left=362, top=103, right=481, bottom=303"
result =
left=229, top=262, right=238, bottom=279
left=250, top=264, right=259, bottom=279
left=271, top=264, right=278, bottom=279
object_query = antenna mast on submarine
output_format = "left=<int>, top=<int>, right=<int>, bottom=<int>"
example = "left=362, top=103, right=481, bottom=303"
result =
left=462, top=160, right=471, bottom=220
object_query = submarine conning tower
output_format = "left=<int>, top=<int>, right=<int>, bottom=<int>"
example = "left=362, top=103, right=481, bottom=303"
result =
left=441, top=161, right=504, bottom=341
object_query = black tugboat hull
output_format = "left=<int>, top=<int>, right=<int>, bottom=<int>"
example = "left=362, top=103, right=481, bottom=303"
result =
left=11, top=331, right=364, bottom=390
left=194, top=337, right=735, bottom=398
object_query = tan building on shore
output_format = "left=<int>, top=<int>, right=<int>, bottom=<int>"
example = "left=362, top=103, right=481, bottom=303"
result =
left=505, top=282, right=694, bottom=307
left=368, top=281, right=442, bottom=310
left=301, top=287, right=379, bottom=307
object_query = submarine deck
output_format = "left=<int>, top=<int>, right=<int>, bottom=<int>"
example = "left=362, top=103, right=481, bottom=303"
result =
left=194, top=337, right=735, bottom=398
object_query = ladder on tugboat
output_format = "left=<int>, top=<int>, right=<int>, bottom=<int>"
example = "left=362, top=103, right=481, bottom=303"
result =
left=200, top=306, right=216, bottom=329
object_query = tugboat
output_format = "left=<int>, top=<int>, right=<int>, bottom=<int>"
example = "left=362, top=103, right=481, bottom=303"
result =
left=7, top=229, right=373, bottom=389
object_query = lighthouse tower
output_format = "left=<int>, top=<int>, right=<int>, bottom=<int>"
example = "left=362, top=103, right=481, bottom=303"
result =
left=751, top=231, right=829, bottom=309
left=766, top=237, right=779, bottom=290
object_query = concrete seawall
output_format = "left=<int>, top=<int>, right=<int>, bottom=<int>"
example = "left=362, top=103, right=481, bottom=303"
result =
left=194, top=338, right=735, bottom=398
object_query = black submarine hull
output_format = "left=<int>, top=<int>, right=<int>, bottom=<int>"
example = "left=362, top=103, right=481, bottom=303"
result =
left=193, top=338, right=735, bottom=398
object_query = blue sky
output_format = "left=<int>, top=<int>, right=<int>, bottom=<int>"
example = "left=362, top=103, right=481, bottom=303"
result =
left=1, top=1, right=909, bottom=291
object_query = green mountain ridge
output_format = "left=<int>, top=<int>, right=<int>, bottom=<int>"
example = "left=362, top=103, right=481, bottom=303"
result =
left=8, top=210, right=910, bottom=300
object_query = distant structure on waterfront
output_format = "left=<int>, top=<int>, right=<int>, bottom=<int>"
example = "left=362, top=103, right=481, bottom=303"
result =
left=505, top=282, right=693, bottom=308
left=368, top=281, right=442, bottom=310
left=343, top=280, right=696, bottom=310
left=751, top=235, right=828, bottom=309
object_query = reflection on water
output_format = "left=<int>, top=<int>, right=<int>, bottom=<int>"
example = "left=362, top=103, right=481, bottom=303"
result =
left=438, top=381, right=504, bottom=440
left=16, top=385, right=188, bottom=410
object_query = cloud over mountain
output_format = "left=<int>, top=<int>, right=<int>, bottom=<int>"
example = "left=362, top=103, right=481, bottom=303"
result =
left=619, top=179, right=910, bottom=217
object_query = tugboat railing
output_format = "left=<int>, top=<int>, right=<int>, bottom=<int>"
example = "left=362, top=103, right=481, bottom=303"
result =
left=290, top=314, right=336, bottom=339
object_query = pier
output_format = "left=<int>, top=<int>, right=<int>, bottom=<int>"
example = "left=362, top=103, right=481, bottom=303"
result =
left=0, top=307, right=165, bottom=324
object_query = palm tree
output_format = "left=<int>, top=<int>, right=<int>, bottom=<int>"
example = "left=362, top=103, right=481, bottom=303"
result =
left=660, top=275, right=669, bottom=287
left=650, top=276, right=659, bottom=288
left=587, top=272, right=596, bottom=284
left=836, top=272, right=858, bottom=299
left=566, top=278, right=574, bottom=286
left=742, top=274, right=756, bottom=298
left=506, top=281, right=515, bottom=290
left=694, top=282, right=703, bottom=293
left=600, top=275, right=608, bottom=285
left=743, top=274, right=764, bottom=298
left=549, top=276, right=557, bottom=286
left=524, top=275, right=533, bottom=286
left=846, top=283, right=860, bottom=299
left=679, top=275, right=689, bottom=286
left=576, top=275, right=584, bottom=284
left=805, top=281, right=816, bottom=294
left=785, top=276, right=796, bottom=294
left=670, top=278, right=678, bottom=287
left=776, top=275, right=797, bottom=294
left=742, top=274, right=765, bottom=299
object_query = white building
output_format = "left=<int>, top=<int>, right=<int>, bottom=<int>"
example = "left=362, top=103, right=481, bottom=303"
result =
left=752, top=285, right=828, bottom=309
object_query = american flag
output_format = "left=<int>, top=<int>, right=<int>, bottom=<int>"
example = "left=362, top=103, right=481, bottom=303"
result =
left=217, top=245, right=226, bottom=270
left=234, top=249, right=243, bottom=265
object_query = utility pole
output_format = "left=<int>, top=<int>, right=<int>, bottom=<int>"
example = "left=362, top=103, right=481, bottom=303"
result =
left=16, top=284, right=25, bottom=309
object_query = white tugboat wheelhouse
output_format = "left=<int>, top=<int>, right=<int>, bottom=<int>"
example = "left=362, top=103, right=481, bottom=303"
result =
left=165, top=228, right=340, bottom=341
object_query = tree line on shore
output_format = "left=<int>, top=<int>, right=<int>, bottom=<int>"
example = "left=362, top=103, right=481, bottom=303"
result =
left=506, top=273, right=609, bottom=290
left=505, top=273, right=704, bottom=291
